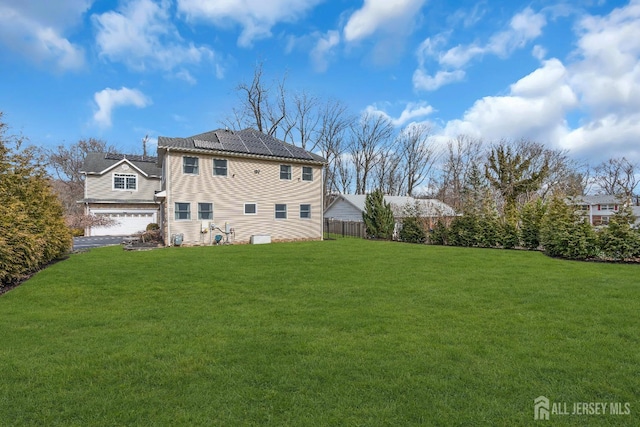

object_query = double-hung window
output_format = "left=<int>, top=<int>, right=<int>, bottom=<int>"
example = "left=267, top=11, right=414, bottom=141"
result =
left=213, top=159, right=227, bottom=176
left=275, top=204, right=287, bottom=219
left=280, top=165, right=292, bottom=180
left=175, top=202, right=191, bottom=220
left=113, top=173, right=137, bottom=190
left=302, top=166, right=313, bottom=181
left=198, top=203, right=213, bottom=220
left=183, top=156, right=199, bottom=174
left=300, top=204, right=311, bottom=219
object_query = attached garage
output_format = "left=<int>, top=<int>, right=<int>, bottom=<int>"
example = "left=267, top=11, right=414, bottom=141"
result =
left=89, top=209, right=157, bottom=236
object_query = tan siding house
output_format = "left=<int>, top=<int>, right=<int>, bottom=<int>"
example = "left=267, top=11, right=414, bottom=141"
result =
left=157, top=128, right=325, bottom=245
left=80, top=154, right=162, bottom=236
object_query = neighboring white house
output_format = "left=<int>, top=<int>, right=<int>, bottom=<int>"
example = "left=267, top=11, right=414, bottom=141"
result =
left=80, top=153, right=162, bottom=236
left=570, top=194, right=640, bottom=226
left=324, top=194, right=456, bottom=225
left=155, top=128, right=326, bottom=245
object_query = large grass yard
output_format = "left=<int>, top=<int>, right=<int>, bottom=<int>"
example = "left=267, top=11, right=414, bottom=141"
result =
left=1, top=239, right=638, bottom=426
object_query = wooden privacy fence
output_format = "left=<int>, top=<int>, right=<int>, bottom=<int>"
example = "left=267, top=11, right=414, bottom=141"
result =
left=324, top=218, right=366, bottom=239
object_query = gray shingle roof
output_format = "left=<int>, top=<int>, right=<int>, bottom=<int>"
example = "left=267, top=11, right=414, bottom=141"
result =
left=81, top=152, right=162, bottom=177
left=157, top=128, right=326, bottom=163
left=333, top=194, right=457, bottom=217
left=568, top=194, right=624, bottom=205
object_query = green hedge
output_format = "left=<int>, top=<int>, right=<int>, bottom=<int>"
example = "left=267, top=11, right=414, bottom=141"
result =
left=1, top=124, right=71, bottom=288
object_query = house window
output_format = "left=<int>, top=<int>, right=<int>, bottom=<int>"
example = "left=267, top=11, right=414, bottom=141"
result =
left=280, top=165, right=292, bottom=180
left=275, top=204, right=287, bottom=219
left=198, top=203, right=213, bottom=220
left=113, top=173, right=137, bottom=190
left=300, top=204, right=311, bottom=219
left=244, top=203, right=257, bottom=215
left=183, top=156, right=199, bottom=174
left=213, top=159, right=227, bottom=176
left=600, top=204, right=616, bottom=211
left=302, top=166, right=313, bottom=181
left=175, top=202, right=191, bottom=220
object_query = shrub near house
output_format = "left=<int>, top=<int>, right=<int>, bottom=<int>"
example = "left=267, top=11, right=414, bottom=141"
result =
left=0, top=115, right=71, bottom=287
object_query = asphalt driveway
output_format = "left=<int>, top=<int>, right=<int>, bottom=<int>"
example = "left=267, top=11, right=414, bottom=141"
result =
left=73, top=236, right=124, bottom=251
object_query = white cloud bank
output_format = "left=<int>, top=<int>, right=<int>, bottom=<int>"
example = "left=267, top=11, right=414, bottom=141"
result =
left=434, top=0, right=640, bottom=161
left=93, top=0, right=217, bottom=78
left=0, top=0, right=89, bottom=71
left=414, top=7, right=547, bottom=91
left=176, top=0, right=323, bottom=47
left=93, top=87, right=151, bottom=128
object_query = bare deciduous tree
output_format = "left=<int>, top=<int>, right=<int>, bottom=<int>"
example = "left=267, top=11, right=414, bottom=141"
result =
left=396, top=123, right=439, bottom=196
left=316, top=99, right=353, bottom=202
left=593, top=157, right=639, bottom=199
left=225, top=61, right=287, bottom=137
left=349, top=111, right=393, bottom=194
left=374, top=147, right=402, bottom=195
left=47, top=138, right=116, bottom=228
left=284, top=90, right=321, bottom=150
left=437, top=135, right=484, bottom=211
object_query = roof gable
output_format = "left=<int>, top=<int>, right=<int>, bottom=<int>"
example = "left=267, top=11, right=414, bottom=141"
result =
left=81, top=153, right=162, bottom=178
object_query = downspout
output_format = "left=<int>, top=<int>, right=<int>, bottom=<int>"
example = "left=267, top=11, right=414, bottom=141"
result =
left=166, top=148, right=171, bottom=246
left=321, top=164, right=325, bottom=240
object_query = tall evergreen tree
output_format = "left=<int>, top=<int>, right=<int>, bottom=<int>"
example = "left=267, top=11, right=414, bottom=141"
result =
left=485, top=141, right=549, bottom=224
left=540, top=196, right=597, bottom=260
left=362, top=189, right=395, bottom=239
left=598, top=203, right=640, bottom=260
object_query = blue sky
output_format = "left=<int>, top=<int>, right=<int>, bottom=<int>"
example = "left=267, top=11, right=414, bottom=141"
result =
left=1, top=0, right=639, bottom=165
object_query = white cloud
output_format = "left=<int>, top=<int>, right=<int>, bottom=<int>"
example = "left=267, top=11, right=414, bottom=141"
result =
left=93, top=87, right=151, bottom=128
left=413, top=7, right=546, bottom=92
left=439, top=7, right=546, bottom=69
left=430, top=1, right=640, bottom=164
left=365, top=101, right=435, bottom=127
left=310, top=30, right=340, bottom=73
left=413, top=69, right=465, bottom=91
left=441, top=59, right=577, bottom=145
left=559, top=0, right=640, bottom=158
left=93, top=0, right=216, bottom=77
left=0, top=0, right=88, bottom=71
left=343, top=0, right=426, bottom=42
left=176, top=0, right=323, bottom=47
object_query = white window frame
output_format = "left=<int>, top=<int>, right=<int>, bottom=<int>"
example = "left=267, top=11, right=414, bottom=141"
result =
left=300, top=204, right=311, bottom=219
left=183, top=156, right=199, bottom=175
left=280, top=164, right=292, bottom=180
left=275, top=204, right=287, bottom=219
left=113, top=173, right=137, bottom=191
left=213, top=159, right=228, bottom=177
left=198, top=202, right=213, bottom=220
left=302, top=166, right=313, bottom=182
left=175, top=202, right=191, bottom=220
left=244, top=203, right=257, bottom=215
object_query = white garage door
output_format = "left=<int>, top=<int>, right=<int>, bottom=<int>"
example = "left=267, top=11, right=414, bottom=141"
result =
left=91, top=210, right=157, bottom=236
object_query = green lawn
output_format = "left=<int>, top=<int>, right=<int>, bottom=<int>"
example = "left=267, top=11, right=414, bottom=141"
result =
left=1, top=239, right=638, bottom=426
